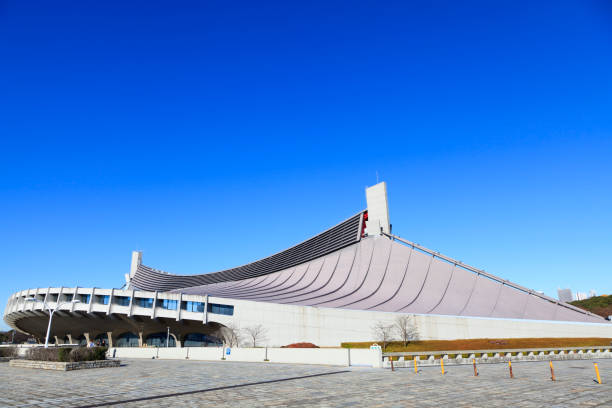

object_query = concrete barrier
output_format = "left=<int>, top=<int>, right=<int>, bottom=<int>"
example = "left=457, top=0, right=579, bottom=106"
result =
left=382, top=346, right=612, bottom=368
left=107, top=346, right=381, bottom=367
left=187, top=347, right=224, bottom=361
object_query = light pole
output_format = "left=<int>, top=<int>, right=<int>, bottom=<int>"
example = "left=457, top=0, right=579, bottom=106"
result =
left=25, top=297, right=80, bottom=348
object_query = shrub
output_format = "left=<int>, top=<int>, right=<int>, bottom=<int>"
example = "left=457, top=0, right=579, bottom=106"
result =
left=69, top=347, right=86, bottom=362
left=58, top=348, right=72, bottom=362
left=69, top=347, right=107, bottom=362
left=0, top=347, right=17, bottom=357
left=91, top=346, right=107, bottom=361
left=282, top=342, right=319, bottom=348
left=25, top=347, right=107, bottom=362
left=26, top=347, right=60, bottom=361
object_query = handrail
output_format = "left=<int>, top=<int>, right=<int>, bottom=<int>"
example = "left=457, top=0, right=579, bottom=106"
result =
left=382, top=232, right=602, bottom=319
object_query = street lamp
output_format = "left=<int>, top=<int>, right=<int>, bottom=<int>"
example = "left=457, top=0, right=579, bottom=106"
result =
left=25, top=296, right=80, bottom=348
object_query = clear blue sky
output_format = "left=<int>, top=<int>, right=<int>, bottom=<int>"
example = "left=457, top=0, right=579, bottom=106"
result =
left=1, top=1, right=611, bottom=329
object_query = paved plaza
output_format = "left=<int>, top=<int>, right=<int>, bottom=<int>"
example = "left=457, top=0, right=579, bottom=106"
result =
left=0, top=358, right=610, bottom=407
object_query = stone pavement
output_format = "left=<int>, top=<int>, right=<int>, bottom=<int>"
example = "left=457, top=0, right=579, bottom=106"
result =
left=0, top=358, right=610, bottom=407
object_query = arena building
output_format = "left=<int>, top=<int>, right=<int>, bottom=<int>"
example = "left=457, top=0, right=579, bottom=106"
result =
left=4, top=182, right=611, bottom=347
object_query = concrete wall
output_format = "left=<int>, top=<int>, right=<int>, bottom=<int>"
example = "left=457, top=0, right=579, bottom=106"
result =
left=212, top=295, right=612, bottom=346
left=108, top=346, right=382, bottom=368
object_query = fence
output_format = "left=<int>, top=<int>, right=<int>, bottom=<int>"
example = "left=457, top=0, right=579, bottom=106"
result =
left=382, top=346, right=612, bottom=368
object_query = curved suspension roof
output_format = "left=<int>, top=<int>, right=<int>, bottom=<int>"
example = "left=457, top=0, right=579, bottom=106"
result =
left=130, top=211, right=364, bottom=291
left=130, top=212, right=603, bottom=324
left=173, top=236, right=602, bottom=323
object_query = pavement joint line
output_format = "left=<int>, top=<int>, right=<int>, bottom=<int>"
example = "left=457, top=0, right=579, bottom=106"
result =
left=73, top=370, right=351, bottom=408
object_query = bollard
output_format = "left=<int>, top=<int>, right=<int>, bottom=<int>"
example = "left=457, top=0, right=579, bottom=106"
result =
left=414, top=356, right=418, bottom=374
left=473, top=359, right=478, bottom=376
left=390, top=357, right=394, bottom=372
left=441, top=358, right=445, bottom=375
left=508, top=361, right=514, bottom=379
left=549, top=361, right=555, bottom=381
left=594, top=362, right=602, bottom=384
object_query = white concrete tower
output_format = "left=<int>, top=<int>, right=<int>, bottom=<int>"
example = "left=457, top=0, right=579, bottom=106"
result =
left=126, top=251, right=142, bottom=288
left=365, top=181, right=390, bottom=235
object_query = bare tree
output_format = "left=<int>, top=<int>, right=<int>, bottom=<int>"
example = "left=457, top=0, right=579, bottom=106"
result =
left=394, top=315, right=419, bottom=346
left=220, top=322, right=242, bottom=347
left=244, top=324, right=268, bottom=347
left=371, top=321, right=394, bottom=350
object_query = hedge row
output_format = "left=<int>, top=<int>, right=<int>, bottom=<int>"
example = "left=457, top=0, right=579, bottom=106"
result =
left=25, top=347, right=107, bottom=362
left=0, top=347, right=17, bottom=357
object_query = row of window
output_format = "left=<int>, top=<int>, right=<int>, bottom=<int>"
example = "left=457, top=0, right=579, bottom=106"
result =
left=20, top=294, right=234, bottom=316
left=110, top=332, right=223, bottom=348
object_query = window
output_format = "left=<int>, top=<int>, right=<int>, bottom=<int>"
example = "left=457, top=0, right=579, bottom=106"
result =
left=136, top=298, right=153, bottom=308
left=182, top=301, right=205, bottom=313
left=184, top=333, right=223, bottom=347
left=96, top=295, right=110, bottom=305
left=208, top=303, right=234, bottom=316
left=160, top=299, right=177, bottom=310
left=49, top=294, right=59, bottom=302
left=78, top=294, right=91, bottom=304
left=116, top=332, right=139, bottom=347
left=114, top=296, right=130, bottom=306
left=63, top=294, right=73, bottom=302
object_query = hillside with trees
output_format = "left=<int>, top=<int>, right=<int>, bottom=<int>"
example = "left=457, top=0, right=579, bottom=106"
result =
left=570, top=295, right=612, bottom=319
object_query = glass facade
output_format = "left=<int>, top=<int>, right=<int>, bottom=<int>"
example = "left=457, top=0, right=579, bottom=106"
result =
left=136, top=297, right=154, bottom=308
left=160, top=299, right=177, bottom=310
left=182, top=301, right=205, bottom=312
left=145, top=332, right=176, bottom=347
left=94, top=333, right=108, bottom=346
left=116, top=332, right=139, bottom=347
left=208, top=303, right=234, bottom=316
left=183, top=333, right=223, bottom=347
left=96, top=295, right=110, bottom=305
left=78, top=294, right=91, bottom=304
left=114, top=296, right=131, bottom=306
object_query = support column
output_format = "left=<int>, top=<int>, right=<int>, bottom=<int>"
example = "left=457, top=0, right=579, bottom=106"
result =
left=54, top=336, right=60, bottom=345
left=84, top=333, right=90, bottom=345
left=67, top=334, right=73, bottom=344
left=106, top=288, right=114, bottom=315
left=138, top=331, right=143, bottom=347
left=203, top=294, right=209, bottom=324
left=107, top=331, right=113, bottom=348
left=170, top=333, right=179, bottom=348
left=151, top=291, right=158, bottom=319
left=71, top=287, right=79, bottom=312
